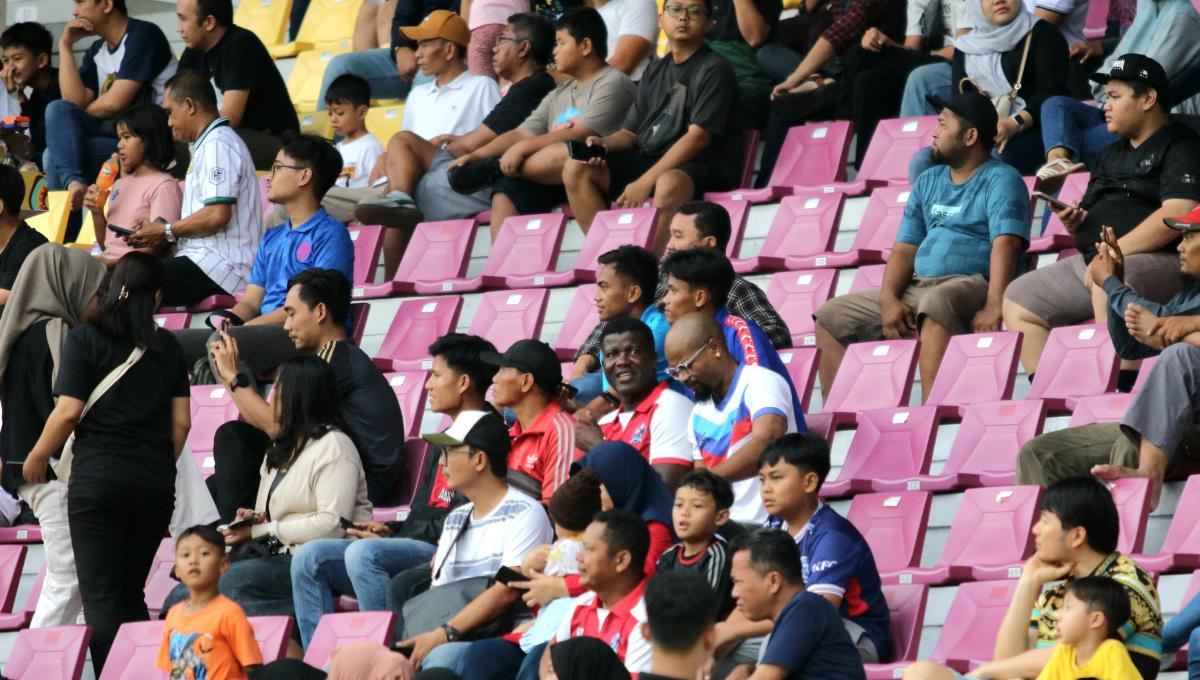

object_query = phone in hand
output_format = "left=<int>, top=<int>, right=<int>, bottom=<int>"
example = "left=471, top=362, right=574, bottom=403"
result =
left=1032, top=191, right=1072, bottom=212
left=226, top=513, right=257, bottom=531
left=107, top=223, right=135, bottom=237
left=494, top=566, right=526, bottom=585
left=566, top=139, right=606, bottom=162
left=338, top=517, right=356, bottom=531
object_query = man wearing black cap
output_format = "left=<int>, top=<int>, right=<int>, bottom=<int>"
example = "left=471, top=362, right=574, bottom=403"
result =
left=1005, top=53, right=1200, bottom=385
left=814, top=91, right=1031, bottom=402
left=484, top=339, right=579, bottom=503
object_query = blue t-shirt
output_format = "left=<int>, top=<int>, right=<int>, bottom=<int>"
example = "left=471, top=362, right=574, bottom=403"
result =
left=248, top=208, right=354, bottom=327
left=896, top=158, right=1031, bottom=279
left=766, top=503, right=891, bottom=661
left=759, top=591, right=868, bottom=680
left=79, top=18, right=176, bottom=103
left=716, top=309, right=806, bottom=433
left=600, top=306, right=672, bottom=391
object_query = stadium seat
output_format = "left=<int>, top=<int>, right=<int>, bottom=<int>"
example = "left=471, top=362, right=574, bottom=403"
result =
left=70, top=212, right=97, bottom=250
left=188, top=384, right=242, bottom=478
left=864, top=584, right=929, bottom=678
left=821, top=406, right=940, bottom=497
left=1132, top=474, right=1200, bottom=572
left=286, top=47, right=352, bottom=113
left=791, top=185, right=913, bottom=270
left=778, top=348, right=820, bottom=413
left=349, top=302, right=369, bottom=345
left=1132, top=355, right=1157, bottom=392
left=924, top=332, right=1022, bottom=414
left=846, top=491, right=932, bottom=573
left=822, top=339, right=919, bottom=422
left=374, top=438, right=433, bottom=522
left=303, top=611, right=397, bottom=670
left=805, top=412, right=837, bottom=443
left=710, top=199, right=750, bottom=259
left=857, top=116, right=938, bottom=187
left=373, top=297, right=463, bottom=372
left=269, top=0, right=363, bottom=58
left=0, top=524, right=40, bottom=543
left=1030, top=173, right=1089, bottom=253
left=1066, top=393, right=1133, bottom=427
left=552, top=284, right=600, bottom=360
left=1110, top=477, right=1152, bottom=555
left=366, top=104, right=405, bottom=144
left=929, top=579, right=1022, bottom=672
left=731, top=192, right=844, bottom=273
left=98, top=620, right=166, bottom=680
left=883, top=485, right=1040, bottom=584
left=299, top=110, right=332, bottom=139
left=561, top=208, right=659, bottom=284
left=466, top=288, right=550, bottom=352
left=144, top=539, right=177, bottom=617
left=258, top=173, right=272, bottom=220
left=705, top=122, right=861, bottom=203
left=849, top=264, right=886, bottom=294
left=5, top=625, right=90, bottom=680
left=248, top=616, right=294, bottom=663
left=0, top=546, right=28, bottom=628
left=1083, top=0, right=1109, bottom=38
left=0, top=566, right=42, bottom=630
left=348, top=224, right=383, bottom=286
left=384, top=372, right=427, bottom=440
left=738, top=129, right=760, bottom=190
left=1026, top=324, right=1119, bottom=411
left=764, top=269, right=838, bottom=347
left=153, top=313, right=191, bottom=330
left=477, top=213, right=569, bottom=289
left=355, top=219, right=477, bottom=298
left=233, top=0, right=291, bottom=48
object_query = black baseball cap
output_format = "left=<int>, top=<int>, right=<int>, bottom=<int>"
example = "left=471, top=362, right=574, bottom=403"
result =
left=925, top=91, right=999, bottom=148
left=1090, top=53, right=1171, bottom=107
left=422, top=410, right=512, bottom=458
left=480, top=339, right=571, bottom=394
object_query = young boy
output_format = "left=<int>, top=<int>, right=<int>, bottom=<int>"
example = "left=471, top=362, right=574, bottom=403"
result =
left=0, top=22, right=59, bottom=165
left=325, top=73, right=383, bottom=189
left=157, top=525, right=263, bottom=679
left=657, top=470, right=735, bottom=617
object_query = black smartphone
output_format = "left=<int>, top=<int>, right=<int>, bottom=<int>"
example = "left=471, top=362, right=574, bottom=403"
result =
left=495, top=566, right=525, bottom=585
left=338, top=517, right=355, bottom=530
left=566, top=139, right=606, bottom=162
left=1032, top=191, right=1071, bottom=212
left=226, top=514, right=257, bottom=530
left=108, top=223, right=135, bottom=237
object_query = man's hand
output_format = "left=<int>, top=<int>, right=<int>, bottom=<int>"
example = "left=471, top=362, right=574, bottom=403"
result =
left=1159, top=316, right=1198, bottom=345
left=499, top=142, right=533, bottom=176
left=971, top=301, right=1003, bottom=333
left=127, top=217, right=168, bottom=249
left=60, top=19, right=96, bottom=48
left=581, top=136, right=608, bottom=168
left=1052, top=201, right=1087, bottom=234
left=1068, top=39, right=1102, bottom=63
left=616, top=176, right=653, bottom=209
left=21, top=451, right=51, bottom=485
left=861, top=27, right=890, bottom=51
left=995, top=116, right=1020, bottom=153
left=1124, top=303, right=1165, bottom=349
left=394, top=47, right=418, bottom=81
left=1020, top=553, right=1074, bottom=587
left=575, top=419, right=604, bottom=451
left=508, top=569, right=568, bottom=607
left=400, top=627, right=447, bottom=668
left=209, top=331, right=241, bottom=386
left=347, top=520, right=392, bottom=539
left=522, top=545, right=550, bottom=573
left=448, top=151, right=477, bottom=170
left=1088, top=242, right=1121, bottom=288
left=881, top=296, right=915, bottom=339
left=1, top=64, right=17, bottom=94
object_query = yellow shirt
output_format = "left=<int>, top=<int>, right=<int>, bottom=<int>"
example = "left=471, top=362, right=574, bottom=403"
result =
left=1036, top=639, right=1143, bottom=680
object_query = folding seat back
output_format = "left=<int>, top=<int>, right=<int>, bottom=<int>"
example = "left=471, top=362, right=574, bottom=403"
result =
left=846, top=185, right=911, bottom=256
left=396, top=439, right=432, bottom=508
left=850, top=264, right=887, bottom=293
left=778, top=348, right=819, bottom=413
left=739, top=129, right=761, bottom=189
left=1084, top=0, right=1109, bottom=39
left=822, top=340, right=919, bottom=416
left=258, top=175, right=272, bottom=219
left=573, top=208, right=659, bottom=280
left=467, top=289, right=549, bottom=353
left=925, top=332, right=1022, bottom=410
left=932, top=486, right=1040, bottom=574
left=764, top=121, right=852, bottom=189
left=480, top=213, right=568, bottom=283
left=824, top=407, right=939, bottom=497
left=764, top=269, right=837, bottom=346
left=154, top=313, right=191, bottom=330
left=291, top=0, right=363, bottom=49
left=6, top=625, right=91, bottom=680
left=847, top=491, right=932, bottom=573
left=144, top=538, right=178, bottom=616
left=98, top=620, right=166, bottom=680
left=0, top=545, right=27, bottom=615
left=234, top=0, right=292, bottom=46
left=0, top=566, right=43, bottom=630
left=881, top=584, right=928, bottom=663
left=857, top=117, right=938, bottom=186
left=299, top=111, right=332, bottom=138
left=712, top=199, right=751, bottom=258
left=552, top=285, right=600, bottom=360
left=303, top=612, right=397, bottom=670
left=349, top=303, right=369, bottom=346
left=1043, top=173, right=1091, bottom=241
left=938, top=399, right=1047, bottom=485
left=1132, top=355, right=1158, bottom=392
left=756, top=193, right=844, bottom=265
left=385, top=372, right=428, bottom=440
left=1027, top=324, right=1118, bottom=409
left=390, top=220, right=477, bottom=291
left=1133, top=474, right=1200, bottom=572
left=286, top=47, right=352, bottom=113
left=1067, top=393, right=1134, bottom=427
left=931, top=580, right=1022, bottom=671
left=188, top=385, right=242, bottom=474
left=248, top=616, right=294, bottom=663
left=1109, top=477, right=1152, bottom=555
left=375, top=297, right=464, bottom=371
left=365, top=105, right=405, bottom=144
left=347, top=225, right=383, bottom=286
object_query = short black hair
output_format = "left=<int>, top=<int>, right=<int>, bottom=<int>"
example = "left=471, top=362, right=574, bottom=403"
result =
left=758, top=433, right=831, bottom=490
left=165, top=69, right=218, bottom=112
left=508, top=12, right=555, bottom=66
left=0, top=165, right=24, bottom=218
left=108, top=0, right=130, bottom=15
left=0, top=22, right=53, bottom=56
left=1040, top=477, right=1120, bottom=555
left=325, top=73, right=372, bottom=108
left=597, top=245, right=658, bottom=308
left=594, top=509, right=650, bottom=578
left=600, top=317, right=655, bottom=356
left=428, top=333, right=500, bottom=401
left=286, top=268, right=352, bottom=326
left=194, top=0, right=233, bottom=27
left=678, top=469, right=734, bottom=511
left=279, top=132, right=344, bottom=201
left=113, top=104, right=177, bottom=172
left=556, top=7, right=608, bottom=61
left=177, top=524, right=227, bottom=554
left=731, top=529, right=804, bottom=586
left=645, top=572, right=718, bottom=652
left=1123, top=80, right=1170, bottom=113
left=677, top=201, right=732, bottom=252
left=660, top=248, right=735, bottom=310
left=1066, top=576, right=1131, bottom=640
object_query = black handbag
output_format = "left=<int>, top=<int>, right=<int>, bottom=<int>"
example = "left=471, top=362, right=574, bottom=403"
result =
left=635, top=83, right=689, bottom=156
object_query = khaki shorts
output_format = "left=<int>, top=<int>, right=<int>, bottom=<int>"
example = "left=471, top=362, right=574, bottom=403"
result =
left=814, top=274, right=989, bottom=345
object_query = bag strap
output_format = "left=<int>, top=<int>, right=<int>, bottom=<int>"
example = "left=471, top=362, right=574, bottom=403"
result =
left=80, top=346, right=146, bottom=420
left=1010, top=32, right=1034, bottom=97
left=433, top=510, right=473, bottom=581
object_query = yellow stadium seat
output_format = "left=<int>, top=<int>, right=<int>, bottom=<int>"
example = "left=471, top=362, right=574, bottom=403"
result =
left=299, top=110, right=333, bottom=138
left=268, top=0, right=364, bottom=58
left=69, top=211, right=98, bottom=249
left=365, top=104, right=405, bottom=144
left=28, top=190, right=70, bottom=243
left=234, top=0, right=293, bottom=49
left=288, top=47, right=352, bottom=113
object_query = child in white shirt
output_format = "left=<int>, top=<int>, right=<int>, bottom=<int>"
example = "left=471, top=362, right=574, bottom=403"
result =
left=326, top=74, right=384, bottom=189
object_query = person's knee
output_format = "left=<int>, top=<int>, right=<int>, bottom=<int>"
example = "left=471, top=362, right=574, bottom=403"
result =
left=1002, top=297, right=1046, bottom=329
left=1157, top=342, right=1200, bottom=371
left=653, top=171, right=694, bottom=208
left=902, top=660, right=956, bottom=680
left=562, top=158, right=593, bottom=189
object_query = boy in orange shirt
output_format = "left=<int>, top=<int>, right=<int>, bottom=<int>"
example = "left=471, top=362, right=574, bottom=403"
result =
left=157, top=525, right=263, bottom=680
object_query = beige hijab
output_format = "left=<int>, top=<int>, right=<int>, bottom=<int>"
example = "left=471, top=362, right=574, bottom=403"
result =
left=326, top=642, right=415, bottom=680
left=0, top=243, right=108, bottom=384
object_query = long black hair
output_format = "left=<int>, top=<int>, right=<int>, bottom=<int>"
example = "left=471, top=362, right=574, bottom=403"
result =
left=95, top=252, right=163, bottom=349
left=265, top=355, right=352, bottom=471
left=113, top=104, right=177, bottom=172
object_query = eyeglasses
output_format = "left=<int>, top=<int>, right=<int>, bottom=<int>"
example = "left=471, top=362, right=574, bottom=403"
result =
left=496, top=35, right=523, bottom=44
left=664, top=4, right=708, bottom=18
left=666, top=343, right=708, bottom=380
left=439, top=446, right=476, bottom=463
left=270, top=162, right=307, bottom=176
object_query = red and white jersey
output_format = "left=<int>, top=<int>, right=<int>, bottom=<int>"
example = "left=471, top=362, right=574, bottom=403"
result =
left=597, top=382, right=694, bottom=467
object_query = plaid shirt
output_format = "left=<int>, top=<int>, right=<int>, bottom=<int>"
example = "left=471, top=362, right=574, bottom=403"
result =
left=575, top=275, right=792, bottom=361
left=821, top=0, right=906, bottom=53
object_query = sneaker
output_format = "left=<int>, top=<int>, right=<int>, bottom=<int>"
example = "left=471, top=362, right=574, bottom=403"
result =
left=1034, top=158, right=1086, bottom=195
left=770, top=82, right=840, bottom=123
left=448, top=157, right=502, bottom=195
left=354, top=191, right=424, bottom=230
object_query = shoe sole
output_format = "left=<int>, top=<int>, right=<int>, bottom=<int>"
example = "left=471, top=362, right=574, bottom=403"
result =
left=354, top=203, right=425, bottom=229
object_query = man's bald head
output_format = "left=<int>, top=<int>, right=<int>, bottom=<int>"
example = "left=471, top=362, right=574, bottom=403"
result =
left=665, top=312, right=723, bottom=363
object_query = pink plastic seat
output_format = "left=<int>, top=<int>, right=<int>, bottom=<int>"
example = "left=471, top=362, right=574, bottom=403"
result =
left=0, top=525, right=41, bottom=543
left=1026, top=324, right=1118, bottom=411
left=188, top=384, right=242, bottom=478
left=706, top=122, right=862, bottom=203
left=1132, top=355, right=1158, bottom=392
left=5, top=625, right=90, bottom=680
left=303, top=612, right=397, bottom=670
left=822, top=339, right=919, bottom=421
left=552, top=284, right=599, bottom=360
left=258, top=174, right=272, bottom=219
left=864, top=584, right=929, bottom=678
left=153, top=313, right=191, bottom=330
left=924, top=332, right=1022, bottom=414
left=822, top=406, right=940, bottom=497
left=98, top=620, right=166, bottom=680
left=764, top=269, right=837, bottom=347
left=1066, top=393, right=1133, bottom=427
left=778, top=348, right=819, bottom=413
left=559, top=208, right=659, bottom=284
left=373, top=297, right=463, bottom=372
left=0, top=545, right=28, bottom=627
left=930, top=580, right=1022, bottom=672
left=248, top=616, right=293, bottom=662
left=385, top=372, right=428, bottom=440
left=466, top=288, right=549, bottom=352
left=850, top=264, right=887, bottom=293
left=1110, top=477, right=1152, bottom=555
left=374, top=439, right=432, bottom=522
left=739, top=129, right=760, bottom=190
left=731, top=193, right=844, bottom=273
left=1083, top=0, right=1109, bottom=39
left=792, top=185, right=914, bottom=270
left=1132, top=474, right=1200, bottom=572
left=0, top=566, right=43, bottom=630
left=355, top=219, right=476, bottom=298
left=883, top=485, right=1040, bottom=584
left=711, top=199, right=751, bottom=259
left=1029, top=173, right=1090, bottom=253
left=479, top=213, right=569, bottom=289
left=158, top=294, right=238, bottom=314
left=857, top=117, right=938, bottom=187
left=846, top=491, right=931, bottom=573
left=805, top=412, right=836, bottom=442
left=144, top=538, right=177, bottom=617
left=347, top=224, right=383, bottom=287
left=349, top=302, right=369, bottom=346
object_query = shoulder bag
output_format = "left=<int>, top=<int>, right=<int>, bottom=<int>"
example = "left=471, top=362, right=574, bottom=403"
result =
left=52, top=346, right=146, bottom=485
left=959, top=31, right=1034, bottom=119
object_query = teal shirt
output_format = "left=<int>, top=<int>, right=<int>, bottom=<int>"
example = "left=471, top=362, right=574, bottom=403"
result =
left=600, top=306, right=672, bottom=391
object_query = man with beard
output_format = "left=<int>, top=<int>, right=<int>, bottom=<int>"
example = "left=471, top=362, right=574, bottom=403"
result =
left=812, top=91, right=1030, bottom=402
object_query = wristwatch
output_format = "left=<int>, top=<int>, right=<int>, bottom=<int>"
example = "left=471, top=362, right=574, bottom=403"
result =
left=229, top=372, right=251, bottom=392
left=1011, top=114, right=1027, bottom=131
left=440, top=623, right=461, bottom=642
left=163, top=221, right=177, bottom=244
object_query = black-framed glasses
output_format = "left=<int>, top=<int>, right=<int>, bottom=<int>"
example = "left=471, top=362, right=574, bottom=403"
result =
left=270, top=162, right=307, bottom=176
left=664, top=4, right=708, bottom=18
left=439, top=446, right=477, bottom=463
left=666, top=343, right=708, bottom=380
left=496, top=35, right=523, bottom=44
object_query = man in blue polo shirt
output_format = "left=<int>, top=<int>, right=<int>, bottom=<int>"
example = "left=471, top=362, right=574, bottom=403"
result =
left=175, top=133, right=354, bottom=378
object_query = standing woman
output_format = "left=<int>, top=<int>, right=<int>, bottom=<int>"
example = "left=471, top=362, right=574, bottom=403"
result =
left=23, top=252, right=191, bottom=674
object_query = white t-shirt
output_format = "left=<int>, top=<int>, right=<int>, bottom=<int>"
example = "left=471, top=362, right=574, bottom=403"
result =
left=554, top=591, right=653, bottom=673
left=1022, top=0, right=1087, bottom=45
left=596, top=0, right=660, bottom=82
left=402, top=71, right=501, bottom=141
left=335, top=133, right=385, bottom=188
left=689, top=364, right=798, bottom=525
left=905, top=0, right=971, bottom=43
left=597, top=387, right=695, bottom=467
left=176, top=117, right=263, bottom=296
left=430, top=485, right=554, bottom=587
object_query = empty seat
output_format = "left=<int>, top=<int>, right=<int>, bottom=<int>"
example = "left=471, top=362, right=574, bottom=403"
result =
left=466, top=289, right=550, bottom=352
left=1132, top=355, right=1158, bottom=392
left=559, top=208, right=659, bottom=284
left=145, top=538, right=177, bottom=617
left=552, top=284, right=600, bottom=360
left=298, top=110, right=332, bottom=138
left=1030, top=173, right=1089, bottom=253
left=1067, top=393, right=1134, bottom=427
left=857, top=116, right=938, bottom=187
left=1110, top=477, right=1152, bottom=555
left=373, top=297, right=463, bottom=372
left=0, top=524, right=41, bottom=543
left=0, top=566, right=43, bottom=630
left=864, top=584, right=929, bottom=678
left=846, top=491, right=932, bottom=573
left=349, top=302, right=369, bottom=346
left=850, top=264, right=887, bottom=293
left=347, top=224, right=383, bottom=287
left=303, top=611, right=397, bottom=670
left=356, top=219, right=477, bottom=298
left=285, top=48, right=352, bottom=112
left=477, top=213, right=569, bottom=289
left=764, top=269, right=837, bottom=347
left=1083, top=0, right=1109, bottom=39
left=249, top=616, right=294, bottom=663
left=153, top=313, right=191, bottom=330
left=365, top=104, right=405, bottom=144
left=384, top=372, right=428, bottom=440
left=233, top=0, right=292, bottom=47
left=739, top=129, right=760, bottom=189
left=791, top=185, right=913, bottom=270
left=98, top=620, right=165, bottom=679
left=0, top=545, right=28, bottom=627
left=924, top=332, right=1022, bottom=413
left=822, top=407, right=940, bottom=497
left=374, top=439, right=433, bottom=522
left=711, top=198, right=750, bottom=258
left=822, top=339, right=919, bottom=421
left=269, top=0, right=363, bottom=58
left=188, top=385, right=242, bottom=477
left=779, top=348, right=820, bottom=413
left=732, top=193, right=845, bottom=273
left=884, top=485, right=1040, bottom=584
left=929, top=579, right=1022, bottom=672
left=706, top=122, right=862, bottom=203
left=5, top=625, right=90, bottom=680
left=1132, top=474, right=1200, bottom=572
left=1026, top=324, right=1118, bottom=411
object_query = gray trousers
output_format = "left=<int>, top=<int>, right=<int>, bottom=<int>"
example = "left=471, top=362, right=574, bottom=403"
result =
left=175, top=325, right=300, bottom=383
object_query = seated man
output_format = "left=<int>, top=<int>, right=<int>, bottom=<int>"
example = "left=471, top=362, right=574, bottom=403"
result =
left=128, top=71, right=263, bottom=308
left=815, top=92, right=1029, bottom=402
left=665, top=312, right=796, bottom=525
left=0, top=22, right=60, bottom=168
left=206, top=269, right=405, bottom=514
left=641, top=572, right=722, bottom=680
left=903, top=477, right=1163, bottom=680
left=447, top=7, right=636, bottom=241
left=176, top=0, right=300, bottom=170
left=703, top=0, right=780, bottom=128
left=1005, top=55, right=1200, bottom=381
left=174, top=133, right=352, bottom=375
left=574, top=318, right=695, bottom=489
left=562, top=0, right=742, bottom=255
left=0, top=165, right=48, bottom=309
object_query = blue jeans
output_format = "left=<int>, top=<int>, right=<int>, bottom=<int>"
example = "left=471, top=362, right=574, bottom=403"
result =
left=1165, top=591, right=1200, bottom=679
left=162, top=554, right=296, bottom=618
left=900, top=62, right=953, bottom=118
left=570, top=371, right=605, bottom=407
left=317, top=49, right=432, bottom=104
left=1039, top=96, right=1116, bottom=169
left=755, top=43, right=803, bottom=85
left=425, top=638, right=527, bottom=680
left=41, top=99, right=118, bottom=190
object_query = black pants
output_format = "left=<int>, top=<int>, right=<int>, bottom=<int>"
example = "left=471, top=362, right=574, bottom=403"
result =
left=161, top=256, right=229, bottom=308
left=69, top=480, right=174, bottom=674
left=843, top=46, right=946, bottom=168
left=208, top=421, right=271, bottom=523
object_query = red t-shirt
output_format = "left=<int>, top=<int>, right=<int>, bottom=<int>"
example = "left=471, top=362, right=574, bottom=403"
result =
left=508, top=402, right=579, bottom=502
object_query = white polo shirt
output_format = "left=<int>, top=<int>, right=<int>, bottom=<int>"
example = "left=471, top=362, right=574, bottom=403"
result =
left=401, top=70, right=500, bottom=141
left=176, top=117, right=263, bottom=296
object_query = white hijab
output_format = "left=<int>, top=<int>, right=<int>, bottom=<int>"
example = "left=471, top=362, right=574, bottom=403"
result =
left=955, top=0, right=1037, bottom=113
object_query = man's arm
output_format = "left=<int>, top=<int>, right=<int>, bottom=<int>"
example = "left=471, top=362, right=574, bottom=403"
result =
left=455, top=127, right=533, bottom=164
left=219, top=89, right=252, bottom=128
left=732, top=0, right=773, bottom=47
left=747, top=666, right=790, bottom=680
left=86, top=79, right=144, bottom=119
left=1033, top=6, right=1066, bottom=25
left=229, top=285, right=266, bottom=324
left=974, top=235, right=1025, bottom=332
left=57, top=26, right=95, bottom=107
left=130, top=203, right=233, bottom=249
left=1116, top=199, right=1197, bottom=255
left=994, top=556, right=1072, bottom=661
left=447, top=124, right=499, bottom=157
left=709, top=413, right=788, bottom=481
left=968, top=647, right=1056, bottom=679
left=615, top=125, right=713, bottom=208
left=608, top=36, right=653, bottom=77
left=879, top=242, right=917, bottom=338
left=209, top=332, right=280, bottom=436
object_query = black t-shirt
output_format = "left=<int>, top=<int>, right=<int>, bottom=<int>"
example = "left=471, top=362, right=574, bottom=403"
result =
left=23, top=69, right=60, bottom=157
left=1078, top=119, right=1200, bottom=260
left=0, top=224, right=48, bottom=292
left=708, top=0, right=781, bottom=42
left=0, top=319, right=55, bottom=493
left=54, top=325, right=190, bottom=491
left=326, top=341, right=405, bottom=504
left=482, top=71, right=556, bottom=136
left=656, top=538, right=735, bottom=618
left=178, top=26, right=300, bottom=136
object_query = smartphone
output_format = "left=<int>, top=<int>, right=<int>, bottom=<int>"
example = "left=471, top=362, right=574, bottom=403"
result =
left=1032, top=191, right=1071, bottom=212
left=566, top=140, right=606, bottom=162
left=495, top=566, right=526, bottom=585
left=107, top=224, right=135, bottom=237
left=226, top=514, right=257, bottom=531
left=338, top=517, right=356, bottom=530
